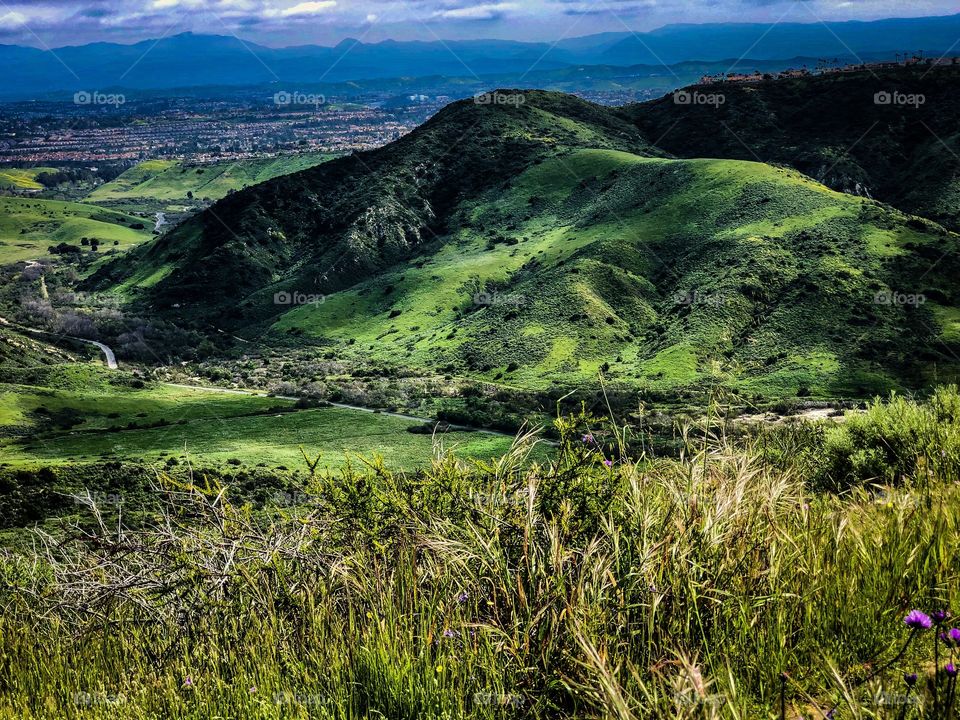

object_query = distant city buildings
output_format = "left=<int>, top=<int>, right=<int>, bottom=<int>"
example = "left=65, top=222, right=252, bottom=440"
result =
left=0, top=98, right=439, bottom=163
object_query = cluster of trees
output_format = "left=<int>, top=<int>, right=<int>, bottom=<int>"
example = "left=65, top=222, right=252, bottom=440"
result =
left=34, top=162, right=129, bottom=188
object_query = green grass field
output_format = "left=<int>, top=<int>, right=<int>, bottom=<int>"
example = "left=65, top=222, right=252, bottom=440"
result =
left=0, top=167, right=58, bottom=191
left=0, top=197, right=153, bottom=265
left=86, top=153, right=336, bottom=212
left=0, top=368, right=516, bottom=471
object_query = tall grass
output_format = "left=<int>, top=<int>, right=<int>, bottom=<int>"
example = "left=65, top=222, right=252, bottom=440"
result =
left=1, top=395, right=960, bottom=718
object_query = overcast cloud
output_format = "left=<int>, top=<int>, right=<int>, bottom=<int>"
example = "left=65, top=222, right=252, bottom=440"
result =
left=0, top=0, right=956, bottom=47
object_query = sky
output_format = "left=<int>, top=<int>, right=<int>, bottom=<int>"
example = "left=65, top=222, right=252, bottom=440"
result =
left=0, top=0, right=957, bottom=47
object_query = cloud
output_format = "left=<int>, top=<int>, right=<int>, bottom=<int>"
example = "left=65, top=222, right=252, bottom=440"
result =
left=433, top=2, right=516, bottom=20
left=265, top=0, right=337, bottom=17
left=0, top=10, right=27, bottom=29
left=558, top=0, right=657, bottom=16
left=150, top=0, right=206, bottom=10
left=0, top=0, right=957, bottom=47
left=151, top=0, right=207, bottom=8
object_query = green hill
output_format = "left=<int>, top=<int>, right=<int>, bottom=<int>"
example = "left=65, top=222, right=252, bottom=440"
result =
left=86, top=153, right=337, bottom=213
left=0, top=167, right=58, bottom=191
left=90, top=91, right=653, bottom=314
left=87, top=86, right=960, bottom=400
left=0, top=197, right=153, bottom=265
left=623, top=64, right=960, bottom=232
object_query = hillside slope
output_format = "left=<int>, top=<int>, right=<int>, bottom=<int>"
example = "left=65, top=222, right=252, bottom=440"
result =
left=623, top=64, right=960, bottom=231
left=90, top=92, right=654, bottom=317
left=88, top=88, right=960, bottom=399
left=86, top=153, right=336, bottom=213
left=0, top=197, right=153, bottom=265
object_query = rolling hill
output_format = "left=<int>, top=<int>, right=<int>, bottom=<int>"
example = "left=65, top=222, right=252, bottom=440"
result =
left=624, top=64, right=960, bottom=232
left=87, top=82, right=960, bottom=400
left=0, top=197, right=153, bottom=265
left=86, top=153, right=337, bottom=214
left=0, top=168, right=58, bottom=192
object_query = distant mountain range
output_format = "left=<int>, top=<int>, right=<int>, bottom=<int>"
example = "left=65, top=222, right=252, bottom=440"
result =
left=2, top=14, right=960, bottom=98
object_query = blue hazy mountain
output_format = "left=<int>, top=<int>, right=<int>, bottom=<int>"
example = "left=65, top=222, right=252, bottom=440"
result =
left=1, top=13, right=958, bottom=98
left=601, top=14, right=960, bottom=64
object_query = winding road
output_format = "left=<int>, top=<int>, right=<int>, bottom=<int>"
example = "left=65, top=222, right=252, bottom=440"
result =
left=77, top=338, right=118, bottom=369
left=2, top=317, right=117, bottom=369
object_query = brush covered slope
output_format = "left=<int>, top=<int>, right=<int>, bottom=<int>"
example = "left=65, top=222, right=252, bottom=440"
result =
left=89, top=91, right=651, bottom=314
left=89, top=88, right=960, bottom=399
left=624, top=64, right=960, bottom=231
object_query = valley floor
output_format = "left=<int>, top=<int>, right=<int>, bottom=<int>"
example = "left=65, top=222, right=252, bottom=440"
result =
left=0, top=367, right=517, bottom=472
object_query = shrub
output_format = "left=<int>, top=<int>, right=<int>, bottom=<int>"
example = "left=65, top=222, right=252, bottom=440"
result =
left=819, top=386, right=960, bottom=489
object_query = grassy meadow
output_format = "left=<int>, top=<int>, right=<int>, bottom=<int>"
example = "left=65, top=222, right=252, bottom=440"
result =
left=1, top=390, right=960, bottom=718
left=0, top=153, right=337, bottom=269
left=0, top=167, right=58, bottom=192
left=0, top=197, right=153, bottom=265
left=0, top=366, right=516, bottom=471
left=86, top=153, right=337, bottom=213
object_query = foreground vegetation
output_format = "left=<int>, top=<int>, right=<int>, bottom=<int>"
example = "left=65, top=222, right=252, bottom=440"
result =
left=2, top=389, right=959, bottom=718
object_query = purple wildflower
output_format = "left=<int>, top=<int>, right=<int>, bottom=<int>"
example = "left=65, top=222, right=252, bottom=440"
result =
left=603, top=459, right=613, bottom=467
left=443, top=629, right=459, bottom=639
left=182, top=676, right=193, bottom=688
left=947, top=663, right=958, bottom=678
left=904, top=610, right=932, bottom=629
left=933, top=609, right=951, bottom=625
left=581, top=434, right=594, bottom=444
left=950, top=628, right=960, bottom=646
left=904, top=672, right=918, bottom=686
left=456, top=591, right=469, bottom=604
